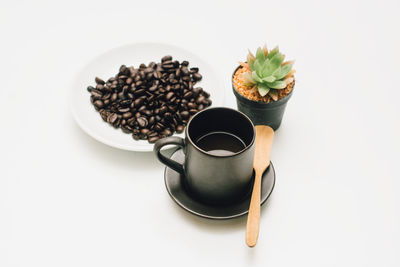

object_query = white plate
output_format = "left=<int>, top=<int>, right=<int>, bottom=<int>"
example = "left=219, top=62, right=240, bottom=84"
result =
left=70, top=43, right=224, bottom=152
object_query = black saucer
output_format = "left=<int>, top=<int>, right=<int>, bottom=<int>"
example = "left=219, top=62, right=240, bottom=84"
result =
left=164, top=149, right=276, bottom=219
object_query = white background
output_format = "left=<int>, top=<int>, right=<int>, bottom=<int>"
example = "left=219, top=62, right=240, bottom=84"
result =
left=1, top=0, right=399, bottom=266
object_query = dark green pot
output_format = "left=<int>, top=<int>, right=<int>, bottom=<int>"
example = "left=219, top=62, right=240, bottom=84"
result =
left=232, top=65, right=294, bottom=130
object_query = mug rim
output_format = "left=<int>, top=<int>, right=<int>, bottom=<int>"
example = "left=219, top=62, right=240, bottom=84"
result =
left=185, top=107, right=255, bottom=158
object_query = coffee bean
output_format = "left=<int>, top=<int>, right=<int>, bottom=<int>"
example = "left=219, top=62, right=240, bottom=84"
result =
left=190, top=67, right=199, bottom=73
left=159, top=106, right=168, bottom=115
left=135, top=80, right=144, bottom=87
left=121, top=126, right=132, bottom=134
left=91, top=89, right=102, bottom=99
left=172, top=117, right=178, bottom=126
left=181, top=67, right=189, bottom=76
left=161, top=55, right=172, bottom=62
left=196, top=96, right=205, bottom=104
left=94, top=100, right=104, bottom=108
left=101, top=92, right=111, bottom=100
left=100, top=112, right=108, bottom=121
left=187, top=102, right=197, bottom=109
left=137, top=117, right=148, bottom=128
left=192, top=73, right=202, bottom=81
left=183, top=91, right=193, bottom=99
left=107, top=113, right=118, bottom=124
left=134, top=98, right=144, bottom=107
left=161, top=60, right=174, bottom=69
left=122, top=112, right=133, bottom=119
left=140, top=128, right=150, bottom=135
left=113, top=117, right=121, bottom=127
left=148, top=116, right=155, bottom=126
left=162, top=129, right=172, bottom=136
left=193, top=87, right=202, bottom=96
left=144, top=67, right=154, bottom=74
left=149, top=85, right=158, bottom=92
left=119, top=65, right=127, bottom=73
left=125, top=77, right=132, bottom=85
left=118, top=107, right=130, bottom=113
left=164, top=112, right=172, bottom=120
left=138, top=105, right=146, bottom=114
left=95, top=77, right=105, bottom=85
left=117, top=91, right=125, bottom=100
left=165, top=92, right=174, bottom=101
left=109, top=93, right=116, bottom=102
left=146, top=73, right=153, bottom=80
left=134, top=88, right=145, bottom=96
left=154, top=122, right=163, bottom=131
left=180, top=111, right=189, bottom=119
left=148, top=136, right=159, bottom=143
left=176, top=125, right=185, bottom=133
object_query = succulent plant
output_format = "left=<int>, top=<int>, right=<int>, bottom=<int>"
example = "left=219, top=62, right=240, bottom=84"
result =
left=243, top=45, right=295, bottom=101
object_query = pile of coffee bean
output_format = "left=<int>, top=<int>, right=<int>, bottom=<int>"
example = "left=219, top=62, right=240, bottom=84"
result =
left=87, top=56, right=212, bottom=143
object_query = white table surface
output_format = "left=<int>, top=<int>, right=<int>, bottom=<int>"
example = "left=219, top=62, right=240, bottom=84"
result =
left=1, top=0, right=399, bottom=266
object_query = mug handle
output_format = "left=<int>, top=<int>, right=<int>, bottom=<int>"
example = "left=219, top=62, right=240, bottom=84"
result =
left=153, top=136, right=185, bottom=174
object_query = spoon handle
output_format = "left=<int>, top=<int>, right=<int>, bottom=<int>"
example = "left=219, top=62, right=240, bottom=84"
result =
left=246, top=170, right=262, bottom=247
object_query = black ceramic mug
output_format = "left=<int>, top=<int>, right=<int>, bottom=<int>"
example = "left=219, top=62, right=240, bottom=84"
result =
left=154, top=107, right=255, bottom=205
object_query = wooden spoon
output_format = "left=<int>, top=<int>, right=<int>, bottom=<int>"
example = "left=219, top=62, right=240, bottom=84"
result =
left=246, top=125, right=274, bottom=247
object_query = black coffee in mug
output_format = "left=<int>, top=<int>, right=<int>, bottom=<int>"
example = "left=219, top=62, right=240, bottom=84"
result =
left=195, top=132, right=246, bottom=156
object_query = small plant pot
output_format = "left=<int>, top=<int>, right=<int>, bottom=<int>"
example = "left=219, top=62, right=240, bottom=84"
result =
left=232, top=65, right=294, bottom=130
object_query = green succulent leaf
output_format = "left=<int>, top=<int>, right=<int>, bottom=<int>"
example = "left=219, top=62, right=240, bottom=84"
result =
left=262, top=44, right=269, bottom=57
left=251, top=71, right=262, bottom=83
left=242, top=72, right=255, bottom=85
left=256, top=47, right=265, bottom=62
left=267, top=46, right=279, bottom=59
left=269, top=52, right=284, bottom=70
left=272, top=64, right=292, bottom=80
left=284, top=77, right=294, bottom=85
left=247, top=49, right=256, bottom=69
left=266, top=80, right=287, bottom=89
left=262, top=75, right=276, bottom=83
left=261, top=60, right=277, bottom=76
left=269, top=89, right=279, bottom=101
left=257, top=84, right=270, bottom=97
left=253, top=60, right=262, bottom=74
left=247, top=58, right=255, bottom=69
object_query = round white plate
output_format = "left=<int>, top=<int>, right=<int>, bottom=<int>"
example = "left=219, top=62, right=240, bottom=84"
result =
left=71, top=43, right=224, bottom=152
